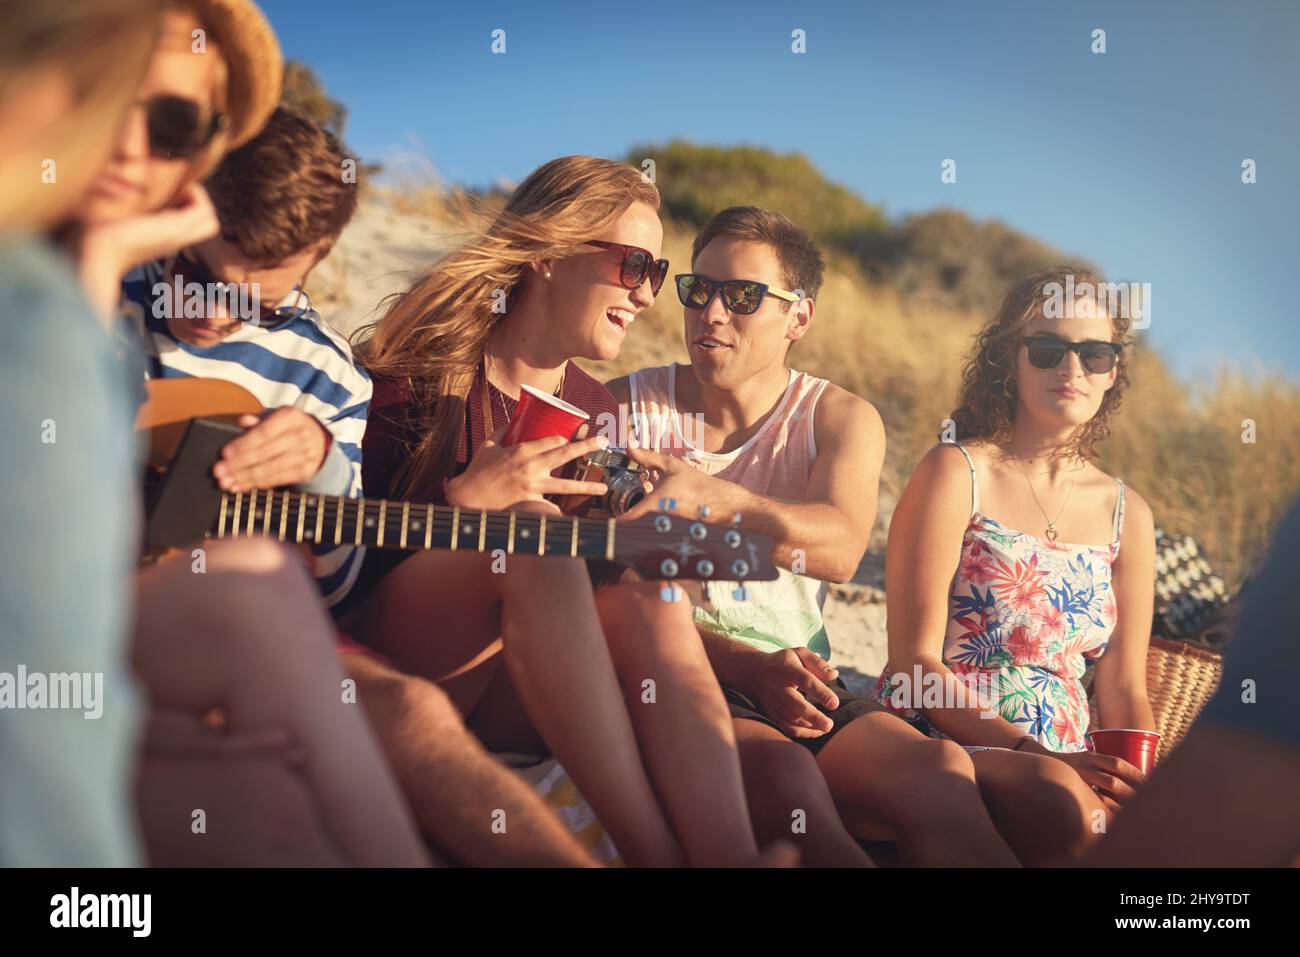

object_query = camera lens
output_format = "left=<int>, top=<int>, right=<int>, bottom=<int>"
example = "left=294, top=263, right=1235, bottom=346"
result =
left=605, top=473, right=646, bottom=515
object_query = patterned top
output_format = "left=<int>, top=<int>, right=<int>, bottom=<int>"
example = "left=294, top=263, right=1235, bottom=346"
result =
left=876, top=443, right=1126, bottom=753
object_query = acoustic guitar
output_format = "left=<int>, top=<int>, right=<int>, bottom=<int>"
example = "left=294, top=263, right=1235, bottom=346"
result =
left=135, top=378, right=778, bottom=588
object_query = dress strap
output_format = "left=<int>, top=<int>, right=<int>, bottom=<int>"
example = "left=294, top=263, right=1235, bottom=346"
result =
left=1111, top=478, right=1127, bottom=543
left=948, top=442, right=980, bottom=517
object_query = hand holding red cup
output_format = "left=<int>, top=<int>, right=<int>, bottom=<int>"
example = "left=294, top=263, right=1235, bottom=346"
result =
left=501, top=384, right=590, bottom=446
left=1086, top=728, right=1161, bottom=775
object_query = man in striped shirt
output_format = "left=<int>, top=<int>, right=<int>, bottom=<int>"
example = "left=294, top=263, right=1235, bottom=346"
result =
left=120, top=107, right=368, bottom=607
left=119, top=107, right=598, bottom=865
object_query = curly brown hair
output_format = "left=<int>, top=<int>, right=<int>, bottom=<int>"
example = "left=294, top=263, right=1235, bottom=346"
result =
left=947, top=266, right=1134, bottom=461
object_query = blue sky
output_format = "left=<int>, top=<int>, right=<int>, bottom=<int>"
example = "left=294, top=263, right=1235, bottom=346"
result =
left=262, top=0, right=1299, bottom=381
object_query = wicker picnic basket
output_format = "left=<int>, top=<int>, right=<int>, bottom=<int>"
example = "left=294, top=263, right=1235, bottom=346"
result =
left=1144, top=635, right=1224, bottom=761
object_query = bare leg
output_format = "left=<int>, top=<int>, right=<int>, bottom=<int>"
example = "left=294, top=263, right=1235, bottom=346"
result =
left=816, top=713, right=1021, bottom=866
left=133, top=538, right=427, bottom=867
left=347, top=549, right=682, bottom=867
left=344, top=653, right=598, bottom=867
left=593, top=581, right=759, bottom=866
left=733, top=719, right=874, bottom=866
left=136, top=750, right=344, bottom=867
left=970, top=749, right=1108, bottom=865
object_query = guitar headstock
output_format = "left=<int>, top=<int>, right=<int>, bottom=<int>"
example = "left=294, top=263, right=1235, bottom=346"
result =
left=614, top=509, right=779, bottom=584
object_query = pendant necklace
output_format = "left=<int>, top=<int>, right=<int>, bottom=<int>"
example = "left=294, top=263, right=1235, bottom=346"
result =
left=1013, top=459, right=1074, bottom=542
left=484, top=354, right=566, bottom=430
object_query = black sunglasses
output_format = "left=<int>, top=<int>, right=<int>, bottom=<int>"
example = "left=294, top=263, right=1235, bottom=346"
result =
left=674, top=273, right=802, bottom=316
left=585, top=240, right=669, bottom=295
left=170, top=252, right=307, bottom=328
left=142, top=95, right=229, bottom=160
left=1023, top=335, right=1123, bottom=374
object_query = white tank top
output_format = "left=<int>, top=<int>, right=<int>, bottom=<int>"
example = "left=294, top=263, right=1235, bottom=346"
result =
left=626, top=363, right=832, bottom=658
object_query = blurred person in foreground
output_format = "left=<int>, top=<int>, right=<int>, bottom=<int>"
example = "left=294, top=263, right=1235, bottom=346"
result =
left=0, top=0, right=167, bottom=866
left=1087, top=499, right=1300, bottom=867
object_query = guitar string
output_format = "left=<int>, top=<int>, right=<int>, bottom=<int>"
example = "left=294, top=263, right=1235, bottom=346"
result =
left=217, top=492, right=715, bottom=544
left=218, top=496, right=740, bottom=558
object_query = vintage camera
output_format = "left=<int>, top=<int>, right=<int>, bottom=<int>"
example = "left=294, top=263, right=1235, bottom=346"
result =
left=557, top=447, right=650, bottom=516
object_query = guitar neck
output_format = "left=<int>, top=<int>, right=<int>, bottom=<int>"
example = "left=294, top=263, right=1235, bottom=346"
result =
left=212, top=489, right=618, bottom=561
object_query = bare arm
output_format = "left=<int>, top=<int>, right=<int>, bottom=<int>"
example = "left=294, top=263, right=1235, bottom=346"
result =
left=617, top=385, right=885, bottom=583
left=885, top=445, right=1031, bottom=747
left=1093, top=487, right=1157, bottom=733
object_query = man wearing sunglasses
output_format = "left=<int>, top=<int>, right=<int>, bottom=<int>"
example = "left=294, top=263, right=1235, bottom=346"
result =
left=609, top=206, right=903, bottom=865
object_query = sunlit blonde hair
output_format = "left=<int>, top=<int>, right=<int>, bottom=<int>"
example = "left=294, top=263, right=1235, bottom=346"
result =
left=355, top=155, right=660, bottom=498
left=0, top=0, right=165, bottom=229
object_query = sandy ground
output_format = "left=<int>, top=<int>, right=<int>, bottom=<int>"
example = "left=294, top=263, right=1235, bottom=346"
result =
left=316, top=193, right=893, bottom=691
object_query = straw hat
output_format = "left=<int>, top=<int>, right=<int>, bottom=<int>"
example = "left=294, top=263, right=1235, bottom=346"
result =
left=192, top=0, right=283, bottom=148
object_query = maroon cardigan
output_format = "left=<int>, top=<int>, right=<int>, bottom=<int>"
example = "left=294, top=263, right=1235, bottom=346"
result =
left=345, top=361, right=619, bottom=607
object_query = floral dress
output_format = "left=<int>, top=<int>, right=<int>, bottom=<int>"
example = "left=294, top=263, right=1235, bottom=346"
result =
left=876, top=444, right=1126, bottom=753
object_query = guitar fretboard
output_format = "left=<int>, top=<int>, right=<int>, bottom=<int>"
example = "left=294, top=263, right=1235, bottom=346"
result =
left=215, top=489, right=616, bottom=560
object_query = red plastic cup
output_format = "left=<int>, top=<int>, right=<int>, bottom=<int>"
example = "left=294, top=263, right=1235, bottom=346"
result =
left=500, top=384, right=590, bottom=446
left=1086, top=728, right=1161, bottom=775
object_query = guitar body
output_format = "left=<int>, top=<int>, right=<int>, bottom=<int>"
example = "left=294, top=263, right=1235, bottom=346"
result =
left=138, top=378, right=779, bottom=585
left=137, top=378, right=262, bottom=470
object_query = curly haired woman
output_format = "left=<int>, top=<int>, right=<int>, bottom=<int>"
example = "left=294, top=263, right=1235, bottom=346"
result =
left=879, top=266, right=1158, bottom=865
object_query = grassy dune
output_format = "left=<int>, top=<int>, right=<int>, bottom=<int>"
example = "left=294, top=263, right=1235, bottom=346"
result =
left=580, top=215, right=1299, bottom=588
left=342, top=142, right=1297, bottom=589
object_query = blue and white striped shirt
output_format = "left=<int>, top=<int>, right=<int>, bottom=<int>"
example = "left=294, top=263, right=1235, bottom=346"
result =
left=121, top=259, right=370, bottom=607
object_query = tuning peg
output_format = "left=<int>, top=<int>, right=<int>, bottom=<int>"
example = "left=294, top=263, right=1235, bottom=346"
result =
left=659, top=583, right=682, bottom=603
left=732, top=585, right=749, bottom=602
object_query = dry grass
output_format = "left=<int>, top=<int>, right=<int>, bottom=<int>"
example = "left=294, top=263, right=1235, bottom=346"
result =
left=580, top=219, right=1300, bottom=588
left=364, top=171, right=1297, bottom=589
left=1102, top=362, right=1300, bottom=587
